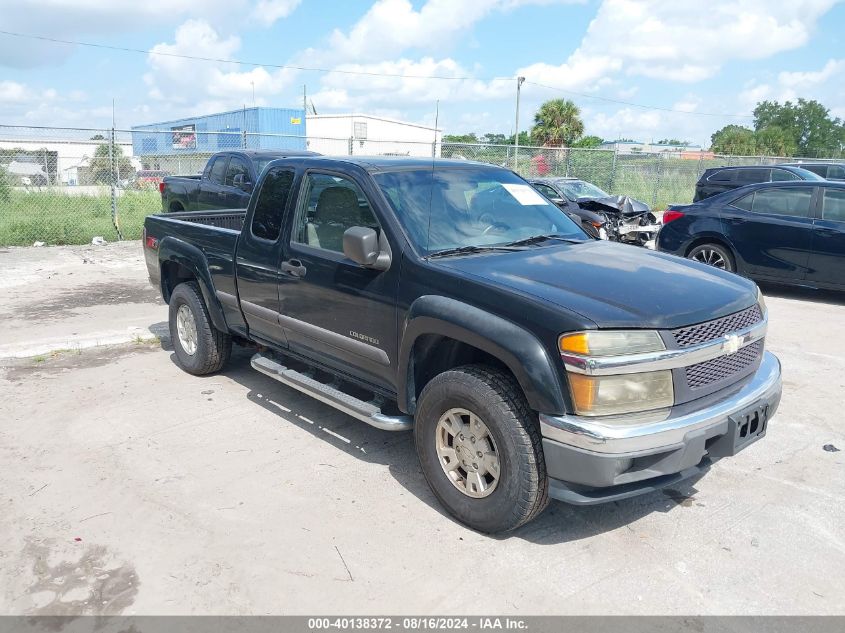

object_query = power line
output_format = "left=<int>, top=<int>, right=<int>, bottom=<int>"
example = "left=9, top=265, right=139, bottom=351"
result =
left=0, top=29, right=755, bottom=120
left=525, top=81, right=754, bottom=119
left=0, top=29, right=514, bottom=81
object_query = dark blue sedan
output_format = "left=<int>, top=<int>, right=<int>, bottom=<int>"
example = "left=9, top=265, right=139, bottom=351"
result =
left=657, top=180, right=845, bottom=290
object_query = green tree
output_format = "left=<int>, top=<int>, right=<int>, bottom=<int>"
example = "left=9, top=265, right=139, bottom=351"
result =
left=571, top=135, right=604, bottom=148
left=754, top=125, right=796, bottom=157
left=481, top=132, right=508, bottom=145
left=753, top=99, right=844, bottom=156
left=90, top=143, right=134, bottom=184
left=710, top=125, right=758, bottom=155
left=508, top=130, right=531, bottom=146
left=657, top=138, right=689, bottom=146
left=529, top=98, right=584, bottom=147
left=442, top=133, right=479, bottom=144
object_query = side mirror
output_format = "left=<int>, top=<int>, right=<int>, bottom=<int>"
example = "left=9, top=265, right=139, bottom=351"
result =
left=343, top=226, right=391, bottom=271
left=232, top=173, right=253, bottom=192
left=551, top=197, right=566, bottom=206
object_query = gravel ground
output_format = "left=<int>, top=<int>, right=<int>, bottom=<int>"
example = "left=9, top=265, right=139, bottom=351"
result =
left=0, top=242, right=843, bottom=615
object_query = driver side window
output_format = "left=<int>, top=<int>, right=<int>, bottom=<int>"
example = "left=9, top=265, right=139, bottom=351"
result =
left=292, top=172, right=379, bottom=253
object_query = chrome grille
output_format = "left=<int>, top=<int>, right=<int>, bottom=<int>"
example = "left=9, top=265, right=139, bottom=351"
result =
left=672, top=305, right=763, bottom=348
left=685, top=340, right=763, bottom=389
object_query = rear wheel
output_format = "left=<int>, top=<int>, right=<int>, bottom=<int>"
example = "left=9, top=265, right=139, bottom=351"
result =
left=168, top=281, right=231, bottom=375
left=414, top=365, right=549, bottom=533
left=688, top=243, right=735, bottom=272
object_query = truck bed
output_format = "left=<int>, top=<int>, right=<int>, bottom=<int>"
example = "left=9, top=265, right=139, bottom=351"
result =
left=144, top=209, right=248, bottom=336
left=163, top=209, right=247, bottom=232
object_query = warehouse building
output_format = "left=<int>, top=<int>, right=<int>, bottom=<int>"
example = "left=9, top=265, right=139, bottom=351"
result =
left=130, top=107, right=307, bottom=158
left=306, top=113, right=441, bottom=157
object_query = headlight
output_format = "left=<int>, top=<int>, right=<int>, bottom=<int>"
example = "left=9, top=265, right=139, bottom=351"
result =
left=559, top=330, right=665, bottom=356
left=559, top=330, right=674, bottom=417
left=567, top=371, right=674, bottom=416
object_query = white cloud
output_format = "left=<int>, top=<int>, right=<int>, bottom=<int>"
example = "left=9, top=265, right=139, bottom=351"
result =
left=141, top=20, right=299, bottom=120
left=569, top=0, right=839, bottom=83
left=778, top=58, right=845, bottom=89
left=310, top=57, right=511, bottom=112
left=0, top=80, right=31, bottom=103
left=0, top=0, right=299, bottom=68
left=586, top=108, right=663, bottom=141
left=311, top=0, right=580, bottom=65
left=739, top=58, right=845, bottom=112
left=516, top=52, right=622, bottom=92
left=250, top=0, right=302, bottom=26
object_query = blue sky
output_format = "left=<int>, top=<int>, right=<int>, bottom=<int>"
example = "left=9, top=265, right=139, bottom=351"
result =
left=1, top=0, right=844, bottom=146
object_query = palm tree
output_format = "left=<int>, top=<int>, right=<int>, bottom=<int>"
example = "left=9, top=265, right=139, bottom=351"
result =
left=530, top=99, right=584, bottom=147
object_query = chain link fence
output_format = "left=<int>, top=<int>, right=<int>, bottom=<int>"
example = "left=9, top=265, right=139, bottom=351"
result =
left=1, top=124, right=842, bottom=246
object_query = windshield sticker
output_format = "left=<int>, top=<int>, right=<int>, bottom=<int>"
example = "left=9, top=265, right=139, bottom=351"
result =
left=501, top=184, right=548, bottom=206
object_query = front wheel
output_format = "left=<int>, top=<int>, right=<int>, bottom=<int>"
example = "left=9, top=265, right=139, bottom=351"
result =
left=168, top=281, right=232, bottom=375
left=414, top=365, right=549, bottom=533
left=688, top=243, right=735, bottom=272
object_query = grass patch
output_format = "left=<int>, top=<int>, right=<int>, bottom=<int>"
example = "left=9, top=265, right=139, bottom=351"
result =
left=0, top=189, right=161, bottom=246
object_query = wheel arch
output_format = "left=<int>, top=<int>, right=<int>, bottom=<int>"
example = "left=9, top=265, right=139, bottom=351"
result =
left=157, top=237, right=229, bottom=332
left=397, top=296, right=568, bottom=416
left=684, top=234, right=741, bottom=272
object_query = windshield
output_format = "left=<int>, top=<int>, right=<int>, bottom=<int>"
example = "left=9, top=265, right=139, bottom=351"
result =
left=557, top=180, right=610, bottom=200
left=373, top=167, right=586, bottom=255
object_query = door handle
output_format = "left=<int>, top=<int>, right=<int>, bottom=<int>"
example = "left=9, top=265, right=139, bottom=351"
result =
left=217, top=191, right=226, bottom=196
left=281, top=259, right=307, bottom=277
left=816, top=227, right=838, bottom=236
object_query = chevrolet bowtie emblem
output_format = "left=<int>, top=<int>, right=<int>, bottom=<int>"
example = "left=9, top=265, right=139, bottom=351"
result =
left=724, top=333, right=741, bottom=355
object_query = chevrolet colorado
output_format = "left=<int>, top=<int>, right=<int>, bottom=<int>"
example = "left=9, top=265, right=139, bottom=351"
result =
left=143, top=156, right=782, bottom=533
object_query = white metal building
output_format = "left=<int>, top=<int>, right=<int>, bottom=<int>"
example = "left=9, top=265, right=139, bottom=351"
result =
left=306, top=114, right=441, bottom=157
left=0, top=138, right=137, bottom=185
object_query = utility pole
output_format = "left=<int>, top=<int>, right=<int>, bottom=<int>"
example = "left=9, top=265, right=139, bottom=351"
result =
left=303, top=85, right=307, bottom=115
left=513, top=76, right=525, bottom=170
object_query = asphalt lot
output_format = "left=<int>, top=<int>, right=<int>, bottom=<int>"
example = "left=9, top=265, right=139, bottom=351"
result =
left=1, top=242, right=843, bottom=615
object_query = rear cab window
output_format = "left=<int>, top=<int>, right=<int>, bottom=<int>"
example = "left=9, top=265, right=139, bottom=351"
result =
left=250, top=168, right=295, bottom=241
left=208, top=156, right=229, bottom=185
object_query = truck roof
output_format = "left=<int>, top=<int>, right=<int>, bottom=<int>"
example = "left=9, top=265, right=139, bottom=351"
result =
left=270, top=155, right=500, bottom=172
left=229, top=149, right=320, bottom=158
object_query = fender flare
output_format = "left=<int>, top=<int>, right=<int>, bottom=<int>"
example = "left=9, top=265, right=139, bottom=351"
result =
left=397, top=295, right=568, bottom=415
left=157, top=236, right=229, bottom=332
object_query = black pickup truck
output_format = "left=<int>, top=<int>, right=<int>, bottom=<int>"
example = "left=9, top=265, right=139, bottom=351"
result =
left=143, top=156, right=782, bottom=533
left=160, top=149, right=318, bottom=212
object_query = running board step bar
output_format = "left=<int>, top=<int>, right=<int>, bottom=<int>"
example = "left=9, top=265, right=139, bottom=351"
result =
left=250, top=352, right=413, bottom=431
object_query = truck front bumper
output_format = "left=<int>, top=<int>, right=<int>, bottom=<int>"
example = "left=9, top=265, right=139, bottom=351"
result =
left=540, top=351, right=782, bottom=505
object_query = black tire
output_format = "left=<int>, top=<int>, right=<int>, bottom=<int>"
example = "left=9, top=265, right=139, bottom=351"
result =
left=168, top=281, right=231, bottom=375
left=688, top=242, right=735, bottom=272
left=414, top=365, right=549, bottom=534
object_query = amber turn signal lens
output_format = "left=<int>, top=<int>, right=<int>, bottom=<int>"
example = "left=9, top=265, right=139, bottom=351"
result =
left=567, top=373, right=597, bottom=413
left=559, top=332, right=591, bottom=355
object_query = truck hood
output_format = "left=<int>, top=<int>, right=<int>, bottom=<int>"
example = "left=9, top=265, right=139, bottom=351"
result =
left=437, top=240, right=758, bottom=329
